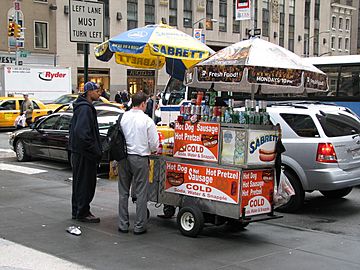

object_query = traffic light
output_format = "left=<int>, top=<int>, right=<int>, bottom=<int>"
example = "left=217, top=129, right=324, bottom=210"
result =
left=8, top=22, right=15, bottom=37
left=14, top=23, right=21, bottom=38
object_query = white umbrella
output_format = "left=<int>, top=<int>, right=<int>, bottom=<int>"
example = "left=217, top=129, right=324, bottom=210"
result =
left=184, top=37, right=328, bottom=94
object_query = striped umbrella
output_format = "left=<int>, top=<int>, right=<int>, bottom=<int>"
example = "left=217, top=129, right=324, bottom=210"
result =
left=95, top=23, right=214, bottom=82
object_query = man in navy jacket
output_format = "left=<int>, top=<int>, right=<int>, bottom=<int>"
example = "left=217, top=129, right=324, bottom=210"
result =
left=69, top=82, right=102, bottom=223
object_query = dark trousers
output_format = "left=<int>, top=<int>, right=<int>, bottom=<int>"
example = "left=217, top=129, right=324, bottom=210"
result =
left=25, top=118, right=32, bottom=126
left=71, top=153, right=98, bottom=218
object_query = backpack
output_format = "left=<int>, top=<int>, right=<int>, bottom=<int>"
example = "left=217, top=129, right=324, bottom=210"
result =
left=106, top=113, right=127, bottom=161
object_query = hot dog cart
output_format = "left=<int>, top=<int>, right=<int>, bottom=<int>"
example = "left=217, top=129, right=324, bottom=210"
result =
left=150, top=119, right=282, bottom=237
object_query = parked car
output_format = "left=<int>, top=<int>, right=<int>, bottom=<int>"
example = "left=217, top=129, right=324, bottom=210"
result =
left=45, top=94, right=123, bottom=111
left=0, top=97, right=52, bottom=128
left=266, top=102, right=360, bottom=212
left=8, top=106, right=124, bottom=164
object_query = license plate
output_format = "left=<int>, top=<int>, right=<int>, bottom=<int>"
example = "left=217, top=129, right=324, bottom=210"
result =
left=351, top=148, right=360, bottom=158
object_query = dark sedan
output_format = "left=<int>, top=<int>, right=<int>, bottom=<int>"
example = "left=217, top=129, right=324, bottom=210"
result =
left=9, top=107, right=122, bottom=164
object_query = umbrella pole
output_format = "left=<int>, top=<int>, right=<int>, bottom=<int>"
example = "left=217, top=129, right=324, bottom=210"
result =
left=251, top=84, right=255, bottom=100
left=152, top=56, right=160, bottom=122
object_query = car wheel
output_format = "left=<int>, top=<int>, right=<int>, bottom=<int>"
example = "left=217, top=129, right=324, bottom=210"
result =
left=177, top=206, right=204, bottom=237
left=276, top=170, right=304, bottom=213
left=320, top=187, right=353, bottom=198
left=15, top=139, right=30, bottom=162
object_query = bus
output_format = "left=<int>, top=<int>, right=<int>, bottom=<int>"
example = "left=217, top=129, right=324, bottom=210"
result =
left=304, top=55, right=360, bottom=116
left=159, top=55, right=360, bottom=123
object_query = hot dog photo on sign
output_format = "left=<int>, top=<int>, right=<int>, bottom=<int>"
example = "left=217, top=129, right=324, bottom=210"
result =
left=247, top=130, right=278, bottom=165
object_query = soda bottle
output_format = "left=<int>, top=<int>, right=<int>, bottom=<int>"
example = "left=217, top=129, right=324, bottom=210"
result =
left=209, top=88, right=217, bottom=106
left=196, top=91, right=204, bottom=106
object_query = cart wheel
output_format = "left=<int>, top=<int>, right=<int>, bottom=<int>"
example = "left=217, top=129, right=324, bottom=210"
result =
left=163, top=205, right=176, bottom=218
left=177, top=206, right=204, bottom=237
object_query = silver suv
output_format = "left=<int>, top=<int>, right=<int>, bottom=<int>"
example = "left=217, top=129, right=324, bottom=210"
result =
left=267, top=102, right=360, bottom=212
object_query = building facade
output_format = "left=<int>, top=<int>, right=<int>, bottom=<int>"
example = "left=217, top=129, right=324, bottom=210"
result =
left=0, top=0, right=57, bottom=66
left=1, top=0, right=359, bottom=99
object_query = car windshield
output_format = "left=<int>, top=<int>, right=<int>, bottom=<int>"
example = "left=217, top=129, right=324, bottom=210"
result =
left=317, top=112, right=360, bottom=137
left=53, top=95, right=76, bottom=104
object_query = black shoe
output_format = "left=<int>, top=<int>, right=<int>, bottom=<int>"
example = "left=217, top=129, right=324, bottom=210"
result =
left=134, top=230, right=147, bottom=235
left=72, top=216, right=76, bottom=220
left=118, top=228, right=129, bottom=233
left=77, top=214, right=100, bottom=223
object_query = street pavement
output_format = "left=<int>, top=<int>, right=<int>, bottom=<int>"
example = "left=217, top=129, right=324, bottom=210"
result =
left=0, top=154, right=360, bottom=270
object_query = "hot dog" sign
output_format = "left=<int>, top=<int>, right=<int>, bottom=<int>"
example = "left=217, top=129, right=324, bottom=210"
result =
left=165, top=162, right=240, bottom=204
left=174, top=121, right=220, bottom=162
left=247, top=130, right=278, bottom=165
left=241, top=169, right=274, bottom=216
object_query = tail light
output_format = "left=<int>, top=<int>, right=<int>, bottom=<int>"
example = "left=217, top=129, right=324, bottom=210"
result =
left=316, top=143, right=337, bottom=163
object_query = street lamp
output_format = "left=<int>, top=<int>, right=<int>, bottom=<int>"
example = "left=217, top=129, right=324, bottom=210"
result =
left=304, top=30, right=330, bottom=57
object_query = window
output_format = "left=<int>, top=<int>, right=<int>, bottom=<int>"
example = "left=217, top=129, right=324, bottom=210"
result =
left=127, top=0, right=138, bottom=30
left=345, top=18, right=350, bottom=31
left=232, top=0, right=240, bottom=33
left=317, top=113, right=360, bottom=137
left=254, top=0, right=258, bottom=28
left=313, top=29, right=319, bottom=56
left=183, top=0, right=192, bottom=28
left=169, top=0, right=177, bottom=26
left=338, top=65, right=360, bottom=97
left=331, top=16, right=336, bottom=29
left=38, top=115, right=60, bottom=130
left=206, top=0, right=214, bottom=30
left=339, top=17, right=343, bottom=30
left=77, top=43, right=86, bottom=54
left=103, top=0, right=110, bottom=38
left=34, top=21, right=48, bottom=49
left=219, top=0, right=227, bottom=32
left=345, top=38, right=349, bottom=51
left=0, top=100, right=16, bottom=110
left=288, top=0, right=295, bottom=52
left=32, top=101, right=40, bottom=110
left=55, top=115, right=72, bottom=131
left=280, top=114, right=319, bottom=137
left=304, top=0, right=310, bottom=30
left=262, top=0, right=269, bottom=37
left=145, top=0, right=155, bottom=25
left=338, top=37, right=342, bottom=50
left=331, top=36, right=335, bottom=50
left=279, top=0, right=285, bottom=47
left=314, top=0, right=320, bottom=21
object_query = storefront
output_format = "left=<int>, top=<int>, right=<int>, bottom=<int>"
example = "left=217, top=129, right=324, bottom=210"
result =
left=127, top=69, right=155, bottom=95
left=77, top=68, right=110, bottom=92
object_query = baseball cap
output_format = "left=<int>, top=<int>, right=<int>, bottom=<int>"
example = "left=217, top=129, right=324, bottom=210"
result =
left=83, top=81, right=99, bottom=93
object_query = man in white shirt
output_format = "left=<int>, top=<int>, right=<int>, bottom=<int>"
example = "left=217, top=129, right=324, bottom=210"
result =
left=118, top=91, right=159, bottom=235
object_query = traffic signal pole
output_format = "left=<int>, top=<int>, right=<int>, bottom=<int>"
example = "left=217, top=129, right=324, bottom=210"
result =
left=14, top=1, right=19, bottom=66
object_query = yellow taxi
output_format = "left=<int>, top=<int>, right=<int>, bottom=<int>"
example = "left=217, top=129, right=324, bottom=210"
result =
left=46, top=94, right=123, bottom=110
left=0, top=97, right=52, bottom=128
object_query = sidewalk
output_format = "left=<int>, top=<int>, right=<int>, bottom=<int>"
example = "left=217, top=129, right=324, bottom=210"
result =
left=0, top=238, right=91, bottom=270
left=0, top=168, right=360, bottom=270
